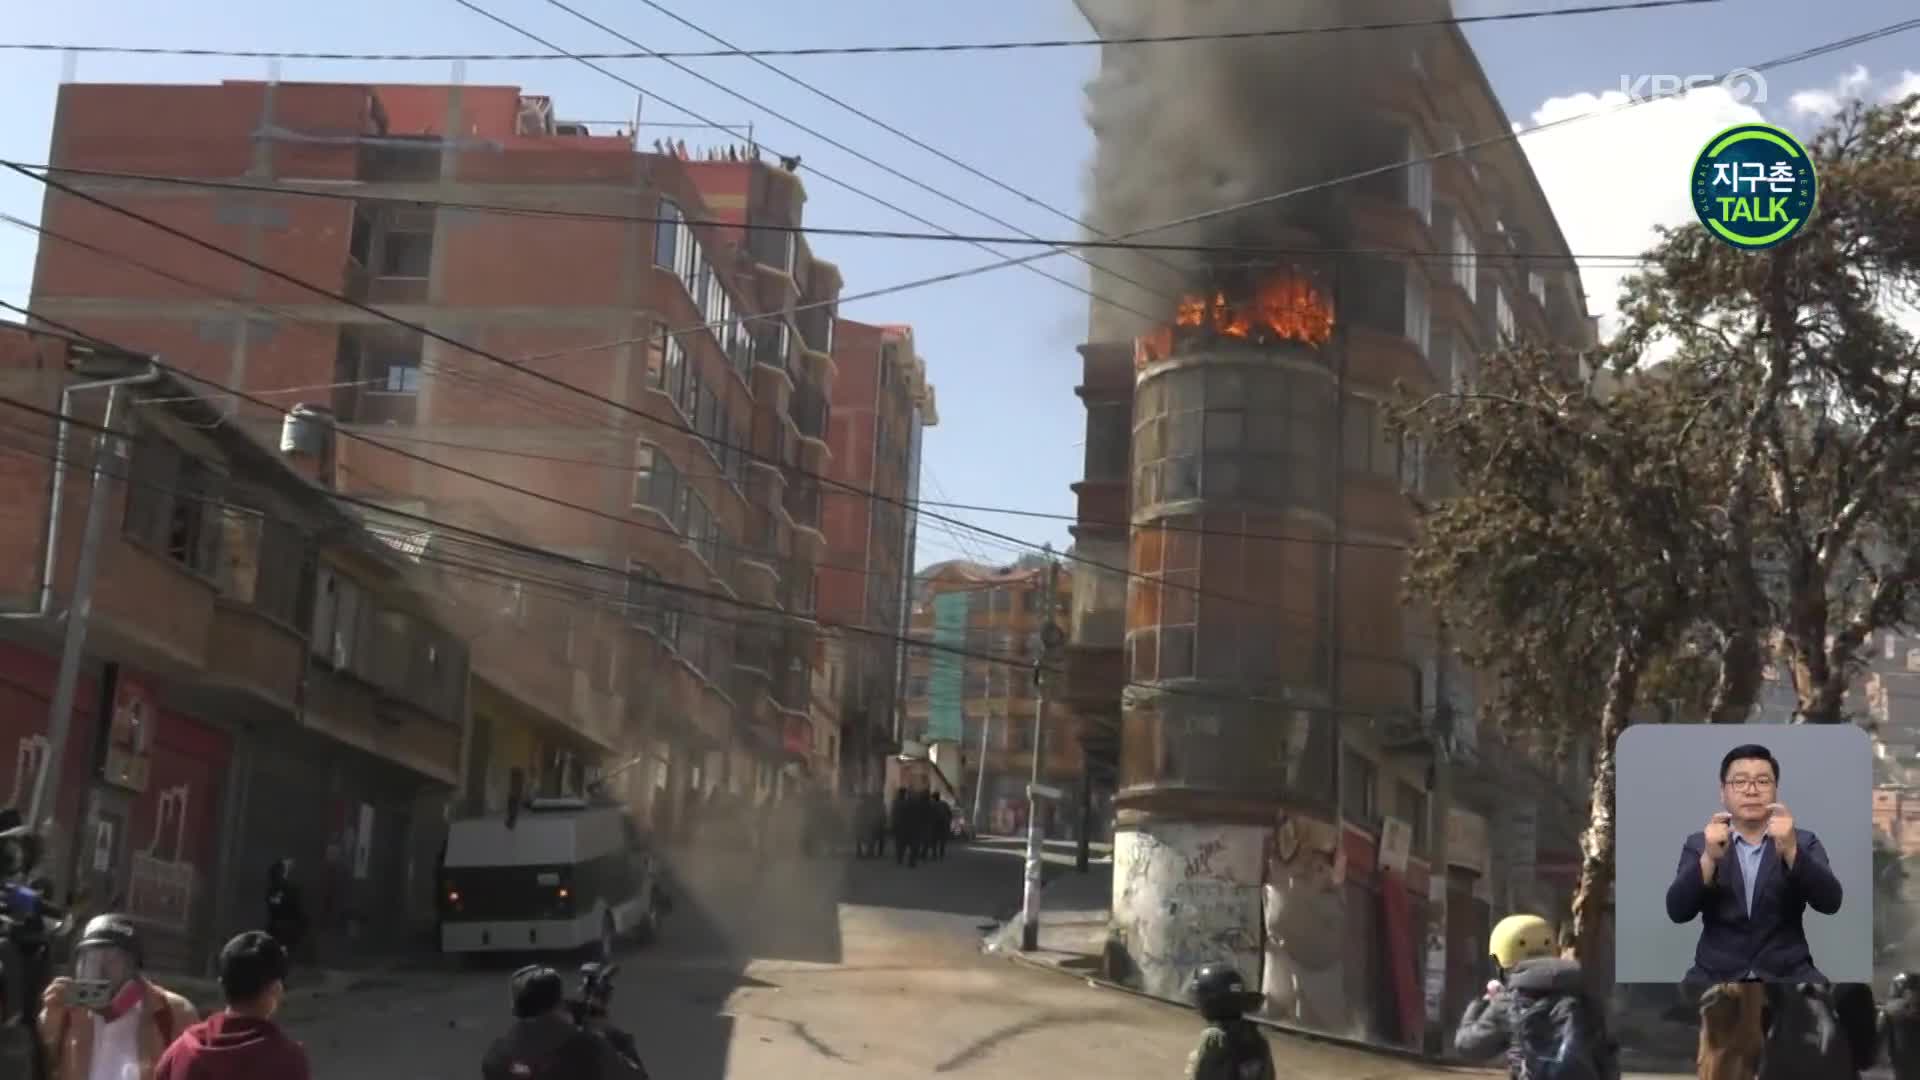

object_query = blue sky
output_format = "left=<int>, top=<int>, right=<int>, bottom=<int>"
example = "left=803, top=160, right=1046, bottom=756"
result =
left=0, top=0, right=1915, bottom=569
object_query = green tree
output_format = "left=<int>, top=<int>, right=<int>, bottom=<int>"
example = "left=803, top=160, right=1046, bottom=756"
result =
left=1608, top=96, right=1920, bottom=725
left=1400, top=93, right=1920, bottom=995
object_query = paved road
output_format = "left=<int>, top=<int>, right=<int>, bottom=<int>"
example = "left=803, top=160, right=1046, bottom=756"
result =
left=283, top=839, right=1672, bottom=1078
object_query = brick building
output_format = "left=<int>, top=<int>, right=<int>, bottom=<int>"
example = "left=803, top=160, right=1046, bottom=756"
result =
left=1068, top=3, right=1596, bottom=1048
left=900, top=558, right=1081, bottom=835
left=25, top=81, right=842, bottom=859
left=820, top=319, right=936, bottom=794
left=0, top=326, right=465, bottom=968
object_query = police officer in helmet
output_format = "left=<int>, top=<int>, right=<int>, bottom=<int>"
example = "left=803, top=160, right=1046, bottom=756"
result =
left=1184, top=963, right=1275, bottom=1080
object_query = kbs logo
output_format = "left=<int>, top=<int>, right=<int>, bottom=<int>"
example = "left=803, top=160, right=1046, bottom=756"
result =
left=1620, top=69, right=1769, bottom=105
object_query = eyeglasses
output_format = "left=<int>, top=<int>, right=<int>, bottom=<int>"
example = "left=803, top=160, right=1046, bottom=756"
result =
left=1723, top=776, right=1776, bottom=792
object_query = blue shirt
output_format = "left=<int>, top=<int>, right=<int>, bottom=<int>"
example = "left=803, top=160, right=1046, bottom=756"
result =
left=1734, top=832, right=1766, bottom=915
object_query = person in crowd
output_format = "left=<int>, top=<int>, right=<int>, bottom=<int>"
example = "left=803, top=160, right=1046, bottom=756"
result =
left=39, top=914, right=199, bottom=1080
left=1183, top=963, right=1273, bottom=1080
left=891, top=788, right=919, bottom=868
left=154, top=931, right=311, bottom=1080
left=265, top=858, right=307, bottom=975
left=1882, top=971, right=1920, bottom=1080
left=930, top=793, right=953, bottom=861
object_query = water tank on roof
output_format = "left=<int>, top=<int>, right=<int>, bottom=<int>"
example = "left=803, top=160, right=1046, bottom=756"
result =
left=280, top=402, right=335, bottom=457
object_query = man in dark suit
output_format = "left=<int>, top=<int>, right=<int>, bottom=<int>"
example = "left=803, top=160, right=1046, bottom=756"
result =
left=1666, top=743, right=1844, bottom=986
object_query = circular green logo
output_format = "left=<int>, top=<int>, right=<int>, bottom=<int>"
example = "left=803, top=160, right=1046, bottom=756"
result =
left=1690, top=122, right=1818, bottom=250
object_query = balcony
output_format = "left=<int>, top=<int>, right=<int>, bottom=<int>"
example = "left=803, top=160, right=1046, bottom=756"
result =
left=201, top=599, right=304, bottom=711
left=570, top=668, right=624, bottom=749
left=783, top=475, right=822, bottom=532
left=93, top=541, right=218, bottom=674
left=791, top=380, right=830, bottom=444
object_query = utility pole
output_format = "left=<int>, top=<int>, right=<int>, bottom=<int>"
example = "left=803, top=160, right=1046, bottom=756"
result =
left=31, top=367, right=158, bottom=889
left=972, top=711, right=992, bottom=831
left=1076, top=751, right=1093, bottom=873
left=1021, top=557, right=1064, bottom=952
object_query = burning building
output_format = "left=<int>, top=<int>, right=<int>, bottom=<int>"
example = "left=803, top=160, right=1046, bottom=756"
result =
left=1065, top=0, right=1599, bottom=1050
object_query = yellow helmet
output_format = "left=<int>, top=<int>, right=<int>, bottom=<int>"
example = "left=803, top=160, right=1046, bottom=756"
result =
left=1489, top=914, right=1555, bottom=968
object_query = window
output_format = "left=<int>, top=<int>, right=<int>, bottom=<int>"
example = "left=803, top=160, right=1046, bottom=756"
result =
left=373, top=206, right=434, bottom=279
left=632, top=443, right=681, bottom=521
left=653, top=199, right=683, bottom=272
left=1341, top=747, right=1379, bottom=824
left=337, top=327, right=423, bottom=424
left=1450, top=219, right=1478, bottom=302
left=309, top=565, right=366, bottom=670
left=653, top=196, right=752, bottom=378
left=648, top=329, right=686, bottom=399
left=1132, top=365, right=1334, bottom=512
left=1529, top=270, right=1548, bottom=307
left=1342, top=395, right=1400, bottom=479
left=1399, top=433, right=1427, bottom=493
left=123, top=433, right=223, bottom=575
left=685, top=492, right=713, bottom=567
left=1495, top=286, right=1516, bottom=341
left=1405, top=131, right=1433, bottom=225
left=1395, top=780, right=1429, bottom=851
left=624, top=560, right=679, bottom=647
left=1404, top=267, right=1430, bottom=357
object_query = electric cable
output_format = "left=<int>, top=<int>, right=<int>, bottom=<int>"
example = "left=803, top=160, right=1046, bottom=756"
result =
left=0, top=299, right=1412, bottom=649
left=0, top=2, right=1724, bottom=62
left=0, top=402, right=1441, bottom=721
left=456, top=0, right=1163, bottom=322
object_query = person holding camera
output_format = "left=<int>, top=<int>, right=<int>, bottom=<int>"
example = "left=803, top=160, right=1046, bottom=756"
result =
left=38, top=914, right=198, bottom=1080
left=482, top=965, right=645, bottom=1080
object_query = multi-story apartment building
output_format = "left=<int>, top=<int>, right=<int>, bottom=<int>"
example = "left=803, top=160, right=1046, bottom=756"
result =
left=901, top=558, right=1079, bottom=835
left=0, top=326, right=465, bottom=968
left=1068, top=3, right=1596, bottom=1048
left=821, top=319, right=936, bottom=794
left=27, top=81, right=841, bottom=844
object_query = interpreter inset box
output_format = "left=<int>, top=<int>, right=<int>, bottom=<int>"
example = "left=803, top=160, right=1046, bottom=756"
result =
left=1614, top=724, right=1872, bottom=985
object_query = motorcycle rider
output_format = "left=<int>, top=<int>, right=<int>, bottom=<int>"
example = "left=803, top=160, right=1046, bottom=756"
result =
left=39, top=914, right=198, bottom=1080
left=482, top=964, right=644, bottom=1080
left=1453, top=913, right=1619, bottom=1080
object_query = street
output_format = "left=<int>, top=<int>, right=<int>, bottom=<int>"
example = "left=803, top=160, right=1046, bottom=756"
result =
left=277, top=839, right=1547, bottom=1079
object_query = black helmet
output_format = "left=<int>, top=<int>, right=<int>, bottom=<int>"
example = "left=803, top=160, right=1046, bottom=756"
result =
left=1893, top=971, right=1920, bottom=998
left=77, top=914, right=143, bottom=966
left=1191, top=963, right=1262, bottom=1020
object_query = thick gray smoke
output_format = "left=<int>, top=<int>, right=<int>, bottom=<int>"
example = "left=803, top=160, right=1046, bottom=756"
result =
left=1077, top=0, right=1454, bottom=342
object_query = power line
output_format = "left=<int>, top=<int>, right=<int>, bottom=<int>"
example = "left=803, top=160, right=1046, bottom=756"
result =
left=455, top=0, right=1162, bottom=322
left=0, top=2, right=1722, bottom=63
left=0, top=297, right=912, bottom=592
left=626, top=0, right=1189, bottom=285
left=0, top=401, right=1430, bottom=721
left=0, top=296, right=1386, bottom=648
left=8, top=16, right=1894, bottom=612
left=475, top=14, right=1920, bottom=367
left=2, top=160, right=1659, bottom=265
left=0, top=173, right=1402, bottom=621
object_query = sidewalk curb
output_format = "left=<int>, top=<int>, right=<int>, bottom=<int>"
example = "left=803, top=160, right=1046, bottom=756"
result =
left=993, top=940, right=1497, bottom=1075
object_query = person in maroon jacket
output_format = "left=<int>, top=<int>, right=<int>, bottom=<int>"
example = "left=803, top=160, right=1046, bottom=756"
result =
left=154, top=931, right=311, bottom=1080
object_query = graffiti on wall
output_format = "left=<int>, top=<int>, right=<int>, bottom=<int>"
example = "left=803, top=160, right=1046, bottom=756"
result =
left=1113, top=823, right=1264, bottom=1002
left=127, top=784, right=195, bottom=931
left=7, top=734, right=48, bottom=809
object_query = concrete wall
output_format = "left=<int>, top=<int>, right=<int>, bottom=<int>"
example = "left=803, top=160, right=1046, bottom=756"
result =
left=1112, top=819, right=1266, bottom=1001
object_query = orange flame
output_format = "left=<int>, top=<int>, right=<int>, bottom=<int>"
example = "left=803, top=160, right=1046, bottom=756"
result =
left=1135, top=272, right=1335, bottom=367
